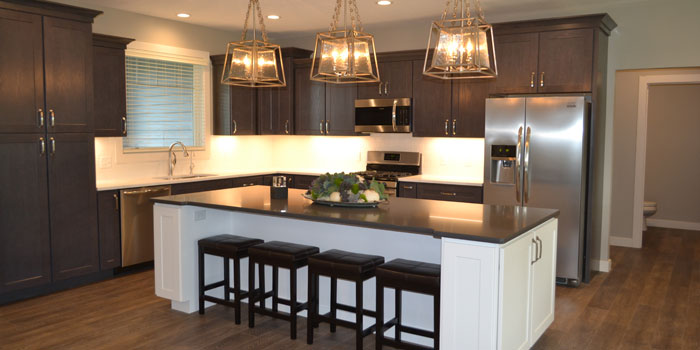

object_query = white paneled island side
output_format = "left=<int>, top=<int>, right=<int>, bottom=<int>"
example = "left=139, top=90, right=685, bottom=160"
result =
left=152, top=186, right=558, bottom=349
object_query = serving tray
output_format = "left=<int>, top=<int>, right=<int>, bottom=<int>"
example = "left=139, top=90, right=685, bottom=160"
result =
left=301, top=193, right=387, bottom=208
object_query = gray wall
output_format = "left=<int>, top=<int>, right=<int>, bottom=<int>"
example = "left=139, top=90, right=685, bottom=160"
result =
left=644, top=84, right=700, bottom=223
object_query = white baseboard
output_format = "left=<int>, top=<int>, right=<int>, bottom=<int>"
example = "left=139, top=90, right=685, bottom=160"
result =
left=591, top=258, right=611, bottom=272
left=609, top=236, right=638, bottom=248
left=647, top=218, right=700, bottom=231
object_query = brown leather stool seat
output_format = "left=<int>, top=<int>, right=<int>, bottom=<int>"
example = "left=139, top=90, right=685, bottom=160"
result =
left=198, top=234, right=263, bottom=324
left=375, top=259, right=441, bottom=350
left=307, top=249, right=385, bottom=350
left=247, top=241, right=320, bottom=340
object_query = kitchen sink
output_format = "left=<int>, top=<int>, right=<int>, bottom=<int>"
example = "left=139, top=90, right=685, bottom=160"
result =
left=153, top=173, right=219, bottom=180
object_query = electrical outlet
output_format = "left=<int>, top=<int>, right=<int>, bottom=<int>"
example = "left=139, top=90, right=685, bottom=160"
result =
left=97, top=156, right=112, bottom=169
left=194, top=210, right=206, bottom=221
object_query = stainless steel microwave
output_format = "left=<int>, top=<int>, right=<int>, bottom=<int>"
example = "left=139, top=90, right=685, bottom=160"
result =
left=354, top=98, right=412, bottom=133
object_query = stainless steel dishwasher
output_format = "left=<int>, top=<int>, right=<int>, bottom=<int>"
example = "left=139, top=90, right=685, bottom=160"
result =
left=120, top=185, right=171, bottom=267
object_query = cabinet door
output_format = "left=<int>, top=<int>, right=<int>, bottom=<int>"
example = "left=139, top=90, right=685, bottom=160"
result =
left=417, top=184, right=483, bottom=203
left=293, top=175, right=317, bottom=190
left=259, top=57, right=294, bottom=135
left=93, top=46, right=127, bottom=137
left=537, top=29, right=594, bottom=93
left=499, top=231, right=534, bottom=350
left=357, top=60, right=413, bottom=99
left=230, top=85, right=257, bottom=135
left=325, top=84, right=357, bottom=136
left=47, top=133, right=99, bottom=280
left=212, top=59, right=232, bottom=135
left=43, top=17, right=94, bottom=133
left=232, top=176, right=263, bottom=188
left=0, top=134, right=51, bottom=293
left=170, top=179, right=233, bottom=195
left=97, top=190, right=121, bottom=270
left=452, top=79, right=489, bottom=138
left=529, top=219, right=557, bottom=346
left=0, top=9, right=45, bottom=133
left=294, top=65, right=326, bottom=135
left=398, top=182, right=417, bottom=198
left=411, top=60, right=452, bottom=137
left=490, top=33, right=539, bottom=94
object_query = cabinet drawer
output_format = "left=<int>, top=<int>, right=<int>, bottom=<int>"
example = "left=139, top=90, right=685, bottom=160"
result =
left=171, top=179, right=233, bottom=195
left=293, top=175, right=317, bottom=190
left=232, top=176, right=263, bottom=188
left=417, top=184, right=483, bottom=203
left=398, top=182, right=417, bottom=198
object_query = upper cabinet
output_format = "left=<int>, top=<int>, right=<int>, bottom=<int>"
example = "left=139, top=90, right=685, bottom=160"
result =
left=357, top=59, right=413, bottom=99
left=491, top=15, right=615, bottom=95
left=93, top=34, right=134, bottom=137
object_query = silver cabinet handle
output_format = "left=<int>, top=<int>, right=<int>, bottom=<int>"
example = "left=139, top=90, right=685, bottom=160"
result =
left=515, top=126, right=523, bottom=203
left=444, top=119, right=449, bottom=136
left=39, top=137, right=45, bottom=155
left=440, top=192, right=457, bottom=196
left=284, top=120, right=289, bottom=134
left=320, top=122, right=324, bottom=134
left=531, top=238, right=538, bottom=264
left=113, top=193, right=119, bottom=211
left=49, top=109, right=55, bottom=127
left=539, top=72, right=545, bottom=87
left=384, top=81, right=389, bottom=95
left=452, top=119, right=456, bottom=136
left=49, top=137, right=56, bottom=156
left=122, top=116, right=127, bottom=135
left=38, top=109, right=44, bottom=127
left=524, top=126, right=532, bottom=203
left=536, top=236, right=543, bottom=261
left=403, top=185, right=414, bottom=190
left=325, top=120, right=329, bottom=134
left=530, top=72, right=535, bottom=88
left=391, top=99, right=397, bottom=132
left=378, top=82, right=383, bottom=95
left=232, top=120, right=237, bottom=134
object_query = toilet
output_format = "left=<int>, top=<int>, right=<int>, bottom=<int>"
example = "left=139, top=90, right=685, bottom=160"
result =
left=643, top=201, right=657, bottom=230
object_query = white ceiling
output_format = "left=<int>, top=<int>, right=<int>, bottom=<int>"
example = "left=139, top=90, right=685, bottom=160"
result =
left=79, top=0, right=636, bottom=35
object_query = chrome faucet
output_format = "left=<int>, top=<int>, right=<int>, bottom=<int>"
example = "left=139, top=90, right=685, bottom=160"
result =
left=168, top=141, right=189, bottom=177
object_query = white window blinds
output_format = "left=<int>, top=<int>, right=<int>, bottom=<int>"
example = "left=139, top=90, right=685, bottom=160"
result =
left=124, top=56, right=205, bottom=150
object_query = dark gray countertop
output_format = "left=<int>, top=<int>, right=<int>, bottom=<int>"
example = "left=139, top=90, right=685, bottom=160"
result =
left=152, top=186, right=559, bottom=244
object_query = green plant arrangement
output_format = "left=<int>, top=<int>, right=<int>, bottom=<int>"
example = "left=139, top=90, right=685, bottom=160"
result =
left=307, top=172, right=387, bottom=203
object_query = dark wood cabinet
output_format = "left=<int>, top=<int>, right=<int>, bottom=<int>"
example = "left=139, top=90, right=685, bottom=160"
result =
left=0, top=134, right=52, bottom=293
left=294, top=64, right=327, bottom=135
left=232, top=176, right=263, bottom=188
left=357, top=60, right=413, bottom=99
left=43, top=17, right=94, bottom=133
left=211, top=55, right=257, bottom=135
left=170, top=179, right=233, bottom=195
left=0, top=9, right=44, bottom=134
left=97, top=190, right=121, bottom=270
left=416, top=183, right=483, bottom=203
left=293, top=175, right=317, bottom=190
left=397, top=182, right=417, bottom=198
left=48, top=133, right=99, bottom=281
left=325, top=84, right=357, bottom=135
left=489, top=33, right=539, bottom=94
left=93, top=34, right=133, bottom=137
left=451, top=79, right=489, bottom=138
left=537, top=29, right=594, bottom=93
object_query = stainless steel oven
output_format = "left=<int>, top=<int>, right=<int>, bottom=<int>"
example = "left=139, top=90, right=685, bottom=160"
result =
left=355, top=98, right=412, bottom=133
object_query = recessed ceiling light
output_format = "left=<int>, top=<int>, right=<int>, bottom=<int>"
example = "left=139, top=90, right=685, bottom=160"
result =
left=177, top=13, right=190, bottom=18
left=377, top=0, right=392, bottom=5
left=267, top=15, right=280, bottom=20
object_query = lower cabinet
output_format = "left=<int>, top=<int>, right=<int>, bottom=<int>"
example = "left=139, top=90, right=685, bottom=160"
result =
left=171, top=179, right=233, bottom=195
left=231, top=176, right=263, bottom=188
left=398, top=182, right=483, bottom=204
left=97, top=190, right=121, bottom=269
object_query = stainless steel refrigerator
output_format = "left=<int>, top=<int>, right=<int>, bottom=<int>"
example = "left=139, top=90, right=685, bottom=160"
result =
left=484, top=96, right=590, bottom=286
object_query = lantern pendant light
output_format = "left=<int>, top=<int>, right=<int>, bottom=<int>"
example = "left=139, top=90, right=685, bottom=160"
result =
left=423, top=0, right=498, bottom=79
left=222, top=0, right=285, bottom=87
left=310, top=0, right=380, bottom=84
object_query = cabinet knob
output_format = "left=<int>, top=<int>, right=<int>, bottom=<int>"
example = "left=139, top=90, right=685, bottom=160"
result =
left=284, top=120, right=289, bottom=134
left=38, top=109, right=44, bottom=128
left=49, top=137, right=56, bottom=156
left=325, top=121, right=329, bottom=134
left=39, top=137, right=45, bottom=156
left=122, top=116, right=127, bottom=135
left=444, top=119, right=449, bottom=136
left=539, top=72, right=545, bottom=87
left=232, top=120, right=238, bottom=134
left=440, top=192, right=457, bottom=196
left=49, top=109, right=55, bottom=127
left=530, top=72, right=535, bottom=88
left=384, top=81, right=389, bottom=95
left=378, top=82, right=383, bottom=95
left=452, top=119, right=456, bottom=136
left=320, top=122, right=324, bottom=134
left=403, top=185, right=414, bottom=190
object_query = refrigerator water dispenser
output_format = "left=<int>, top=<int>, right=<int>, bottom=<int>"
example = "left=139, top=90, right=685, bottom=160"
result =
left=490, top=145, right=517, bottom=184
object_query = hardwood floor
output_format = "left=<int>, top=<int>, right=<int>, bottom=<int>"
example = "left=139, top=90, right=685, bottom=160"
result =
left=1, top=227, right=698, bottom=350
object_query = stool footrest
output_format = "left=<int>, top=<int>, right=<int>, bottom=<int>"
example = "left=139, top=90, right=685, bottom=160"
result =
left=317, top=312, right=376, bottom=337
left=381, top=337, right=434, bottom=350
left=334, top=302, right=377, bottom=318
left=203, top=280, right=225, bottom=291
left=252, top=303, right=309, bottom=321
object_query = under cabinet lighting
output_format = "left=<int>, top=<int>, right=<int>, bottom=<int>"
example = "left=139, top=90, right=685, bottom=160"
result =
left=377, top=1, right=392, bottom=5
left=177, top=13, right=190, bottom=18
left=267, top=15, right=280, bottom=20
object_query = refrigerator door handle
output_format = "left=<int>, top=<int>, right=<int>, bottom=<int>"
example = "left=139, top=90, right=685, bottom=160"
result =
left=524, top=126, right=532, bottom=203
left=515, top=126, right=523, bottom=202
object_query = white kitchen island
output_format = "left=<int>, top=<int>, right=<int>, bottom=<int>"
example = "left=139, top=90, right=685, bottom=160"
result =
left=152, top=186, right=558, bottom=349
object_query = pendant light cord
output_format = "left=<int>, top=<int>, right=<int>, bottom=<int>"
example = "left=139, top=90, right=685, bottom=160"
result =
left=241, top=0, right=269, bottom=42
left=329, top=0, right=363, bottom=33
left=441, top=0, right=485, bottom=21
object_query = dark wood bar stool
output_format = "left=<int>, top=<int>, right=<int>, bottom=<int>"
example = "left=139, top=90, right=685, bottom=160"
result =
left=307, top=249, right=385, bottom=350
left=198, top=234, right=264, bottom=324
left=247, top=241, right=319, bottom=339
left=375, top=259, right=441, bottom=350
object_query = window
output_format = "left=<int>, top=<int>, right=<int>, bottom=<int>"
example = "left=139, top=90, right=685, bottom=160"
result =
left=124, top=53, right=206, bottom=151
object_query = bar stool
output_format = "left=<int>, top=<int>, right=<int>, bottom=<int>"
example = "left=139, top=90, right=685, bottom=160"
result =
left=307, top=249, right=385, bottom=350
left=198, top=234, right=264, bottom=324
left=247, top=241, right=319, bottom=339
left=375, top=259, right=441, bottom=350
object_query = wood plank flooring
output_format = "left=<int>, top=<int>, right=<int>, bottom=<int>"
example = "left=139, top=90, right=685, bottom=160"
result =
left=1, top=227, right=698, bottom=350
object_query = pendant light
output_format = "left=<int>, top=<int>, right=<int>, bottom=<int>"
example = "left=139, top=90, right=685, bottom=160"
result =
left=310, top=0, right=380, bottom=84
left=423, top=0, right=497, bottom=79
left=222, top=0, right=285, bottom=87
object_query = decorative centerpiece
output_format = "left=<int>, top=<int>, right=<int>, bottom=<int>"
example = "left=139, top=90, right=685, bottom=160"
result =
left=303, top=172, right=387, bottom=207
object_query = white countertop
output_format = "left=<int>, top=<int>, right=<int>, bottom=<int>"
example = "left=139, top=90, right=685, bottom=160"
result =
left=398, top=175, right=484, bottom=187
left=95, top=169, right=342, bottom=191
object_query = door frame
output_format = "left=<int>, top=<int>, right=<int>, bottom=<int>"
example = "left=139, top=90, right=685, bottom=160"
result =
left=632, top=73, right=700, bottom=248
